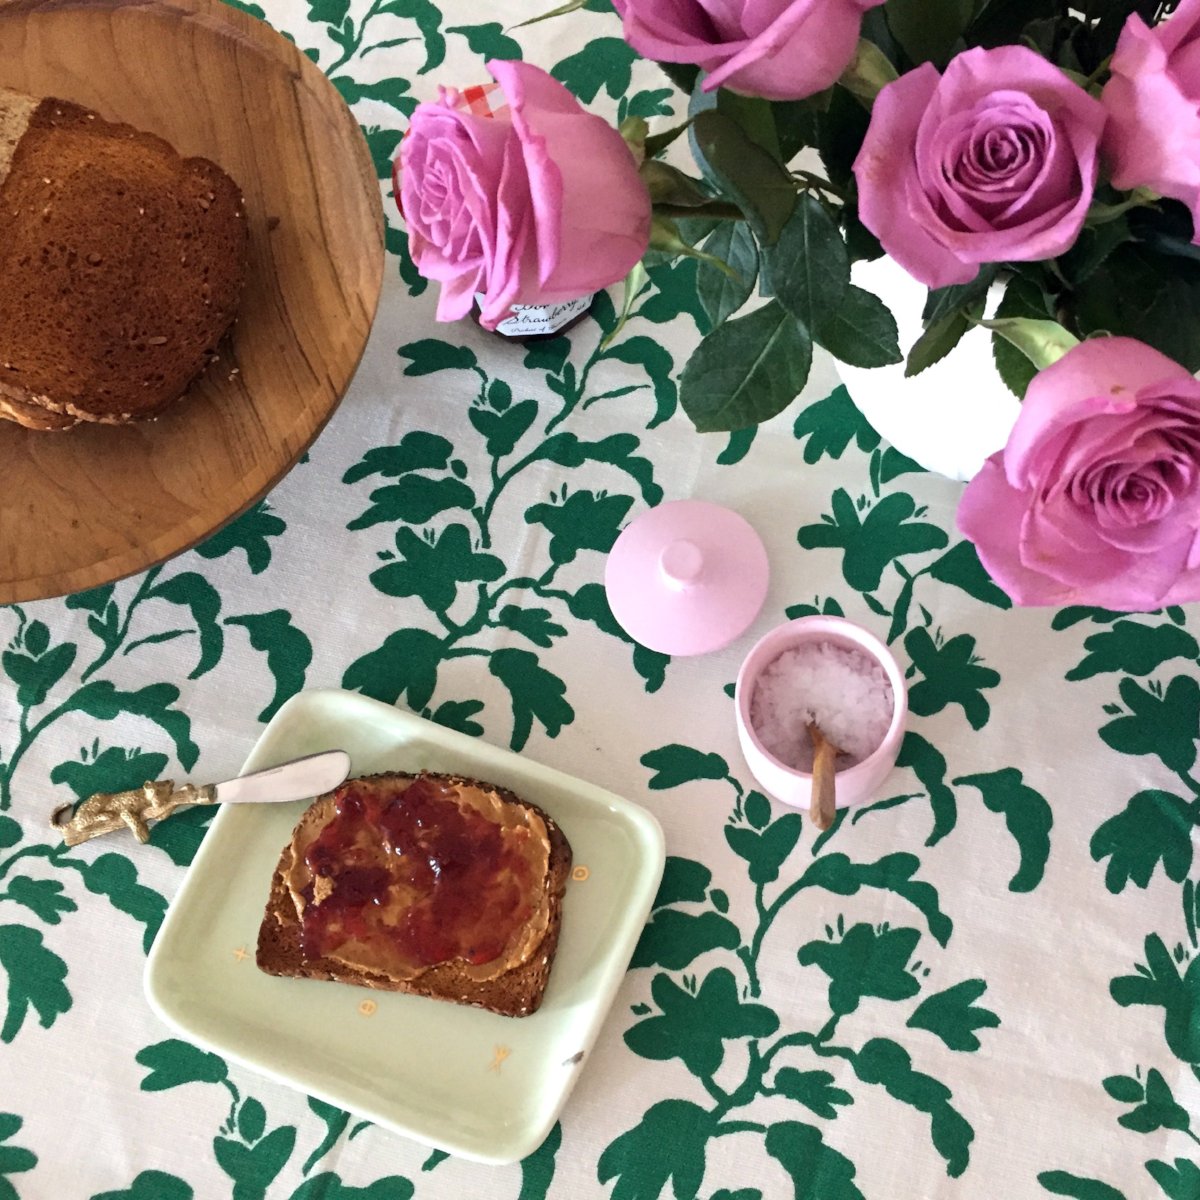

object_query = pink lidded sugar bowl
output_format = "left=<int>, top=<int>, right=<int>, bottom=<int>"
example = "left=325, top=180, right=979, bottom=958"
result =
left=734, top=616, right=908, bottom=815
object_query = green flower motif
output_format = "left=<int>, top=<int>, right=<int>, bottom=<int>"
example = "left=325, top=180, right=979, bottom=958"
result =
left=624, top=968, right=779, bottom=1076
left=904, top=627, right=1000, bottom=730
left=797, top=490, right=947, bottom=593
left=525, top=489, right=634, bottom=564
left=1100, top=676, right=1200, bottom=774
left=370, top=525, right=504, bottom=612
left=798, top=924, right=921, bottom=1016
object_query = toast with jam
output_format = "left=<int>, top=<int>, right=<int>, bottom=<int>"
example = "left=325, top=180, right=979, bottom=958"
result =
left=0, top=87, right=247, bottom=429
left=256, top=772, right=572, bottom=1017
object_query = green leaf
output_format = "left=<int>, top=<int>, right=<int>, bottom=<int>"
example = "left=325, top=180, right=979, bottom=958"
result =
left=1146, top=1158, right=1200, bottom=1200
left=66, top=584, right=114, bottom=614
left=71, top=682, right=198, bottom=771
left=0, top=925, right=71, bottom=1042
left=907, top=980, right=1000, bottom=1051
left=632, top=910, right=742, bottom=971
left=597, top=1100, right=715, bottom=1200
left=0, top=819, right=19, bottom=851
left=852, top=1038, right=973, bottom=1177
left=624, top=968, right=778, bottom=1075
left=224, top=611, right=312, bottom=723
left=1036, top=1173, right=1127, bottom=1200
left=397, top=339, right=478, bottom=377
left=1101, top=676, right=1200, bottom=773
left=641, top=745, right=729, bottom=789
left=989, top=275, right=1051, bottom=400
left=214, top=1125, right=296, bottom=1198
left=302, top=1098, right=350, bottom=1176
left=652, top=857, right=711, bottom=909
left=772, top=1069, right=853, bottom=1119
left=905, top=627, right=1000, bottom=731
left=343, top=432, right=453, bottom=484
left=798, top=923, right=921, bottom=1015
left=838, top=37, right=899, bottom=102
left=600, top=337, right=678, bottom=428
left=197, top=502, right=286, bottom=575
left=0, top=1114, right=35, bottom=1197
left=725, top=814, right=802, bottom=885
left=1110, top=934, right=1200, bottom=1063
left=470, top=398, right=539, bottom=460
left=744, top=791, right=772, bottom=829
left=428, top=699, right=484, bottom=738
left=288, top=1174, right=415, bottom=1200
left=1067, top=622, right=1199, bottom=681
left=815, top=285, right=901, bottom=367
left=696, top=222, right=758, bottom=327
left=362, top=126, right=404, bottom=180
left=81, top=854, right=168, bottom=953
left=927, top=541, right=1012, bottom=609
left=550, top=37, right=636, bottom=101
left=517, top=1121, right=561, bottom=1200
left=342, top=628, right=443, bottom=710
left=792, top=385, right=880, bottom=463
left=147, top=573, right=223, bottom=680
left=1090, top=790, right=1194, bottom=894
left=489, top=648, right=573, bottom=752
left=24, top=620, right=48, bottom=657
left=446, top=21, right=521, bottom=60
left=1118, top=1068, right=1192, bottom=1135
left=953, top=769, right=1052, bottom=892
left=90, top=1171, right=195, bottom=1200
left=2, top=641, right=76, bottom=708
left=798, top=852, right=952, bottom=945
left=905, top=305, right=977, bottom=378
left=764, top=1121, right=864, bottom=1200
left=537, top=432, right=662, bottom=506
left=895, top=733, right=957, bottom=847
left=1102, top=1074, right=1144, bottom=1104
left=376, top=0, right=444, bottom=73
left=691, top=110, right=796, bottom=244
left=765, top=194, right=850, bottom=332
left=136, top=1039, right=228, bottom=1090
left=497, top=606, right=566, bottom=649
left=330, top=76, right=415, bottom=114
left=884, top=0, right=973, bottom=66
left=681, top=300, right=811, bottom=432
left=239, top=1098, right=267, bottom=1144
left=3, top=877, right=76, bottom=925
left=348, top=476, right=476, bottom=530
left=566, top=583, right=670, bottom=693
left=307, top=0, right=347, bottom=26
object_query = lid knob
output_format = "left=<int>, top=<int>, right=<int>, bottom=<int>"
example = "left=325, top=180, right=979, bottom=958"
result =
left=660, top=539, right=704, bottom=589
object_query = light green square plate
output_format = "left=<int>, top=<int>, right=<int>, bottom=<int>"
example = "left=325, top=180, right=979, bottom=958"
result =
left=144, top=688, right=665, bottom=1164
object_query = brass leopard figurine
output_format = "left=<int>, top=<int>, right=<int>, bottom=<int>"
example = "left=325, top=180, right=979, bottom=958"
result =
left=51, top=779, right=217, bottom=846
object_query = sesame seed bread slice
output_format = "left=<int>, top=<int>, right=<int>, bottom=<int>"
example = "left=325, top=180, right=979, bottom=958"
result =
left=256, top=772, right=573, bottom=1018
left=0, top=87, right=247, bottom=428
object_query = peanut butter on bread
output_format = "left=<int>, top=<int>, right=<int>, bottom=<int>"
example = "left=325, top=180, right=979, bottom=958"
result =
left=256, top=772, right=573, bottom=1018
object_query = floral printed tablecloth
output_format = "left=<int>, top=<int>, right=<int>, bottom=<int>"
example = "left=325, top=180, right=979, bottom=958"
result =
left=2, top=4, right=1198, bottom=1198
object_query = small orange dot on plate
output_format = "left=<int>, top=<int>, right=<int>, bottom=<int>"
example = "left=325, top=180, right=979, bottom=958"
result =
left=358, top=1000, right=377, bottom=1017
left=232, top=946, right=248, bottom=962
left=572, top=865, right=590, bottom=882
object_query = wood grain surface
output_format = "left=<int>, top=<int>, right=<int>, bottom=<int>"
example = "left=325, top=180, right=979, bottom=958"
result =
left=0, top=0, right=385, bottom=603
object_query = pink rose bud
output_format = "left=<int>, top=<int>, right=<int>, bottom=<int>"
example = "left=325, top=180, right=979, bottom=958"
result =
left=611, top=0, right=885, bottom=101
left=854, top=46, right=1106, bottom=288
left=957, top=337, right=1200, bottom=610
left=1102, top=0, right=1200, bottom=240
left=396, top=60, right=651, bottom=330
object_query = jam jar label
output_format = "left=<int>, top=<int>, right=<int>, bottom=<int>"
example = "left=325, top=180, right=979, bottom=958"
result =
left=478, top=294, right=593, bottom=338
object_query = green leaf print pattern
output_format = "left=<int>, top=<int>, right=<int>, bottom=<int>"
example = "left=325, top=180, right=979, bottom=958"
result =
left=1040, top=604, right=1200, bottom=1197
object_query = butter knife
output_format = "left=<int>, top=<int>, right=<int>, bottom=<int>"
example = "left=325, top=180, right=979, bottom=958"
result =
left=51, top=749, right=352, bottom=846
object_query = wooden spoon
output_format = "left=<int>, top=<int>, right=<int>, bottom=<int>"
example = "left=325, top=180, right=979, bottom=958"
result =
left=807, top=721, right=842, bottom=831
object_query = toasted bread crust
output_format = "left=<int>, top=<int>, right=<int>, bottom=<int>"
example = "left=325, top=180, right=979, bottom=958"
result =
left=0, top=92, right=247, bottom=427
left=256, top=772, right=572, bottom=1018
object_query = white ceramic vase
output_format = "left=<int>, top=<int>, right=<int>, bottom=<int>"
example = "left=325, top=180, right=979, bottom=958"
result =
left=835, top=255, right=1022, bottom=482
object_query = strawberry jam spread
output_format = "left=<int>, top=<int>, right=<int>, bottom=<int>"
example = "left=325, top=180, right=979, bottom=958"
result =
left=298, top=776, right=546, bottom=977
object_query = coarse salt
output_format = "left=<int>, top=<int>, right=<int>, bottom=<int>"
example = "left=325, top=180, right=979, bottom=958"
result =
left=749, top=640, right=894, bottom=772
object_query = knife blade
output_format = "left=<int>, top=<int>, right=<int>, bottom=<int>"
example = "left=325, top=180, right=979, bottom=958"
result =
left=52, top=749, right=353, bottom=845
left=214, top=750, right=352, bottom=805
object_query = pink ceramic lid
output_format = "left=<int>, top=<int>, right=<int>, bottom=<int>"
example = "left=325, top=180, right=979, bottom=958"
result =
left=604, top=500, right=769, bottom=656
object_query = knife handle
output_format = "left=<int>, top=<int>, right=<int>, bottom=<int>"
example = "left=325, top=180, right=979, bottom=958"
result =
left=51, top=779, right=217, bottom=847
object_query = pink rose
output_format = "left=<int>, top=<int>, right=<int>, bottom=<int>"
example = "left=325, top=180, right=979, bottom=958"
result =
left=397, top=60, right=651, bottom=329
left=611, top=0, right=885, bottom=101
left=957, top=338, right=1200, bottom=610
left=854, top=47, right=1106, bottom=288
left=1102, top=0, right=1200, bottom=238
